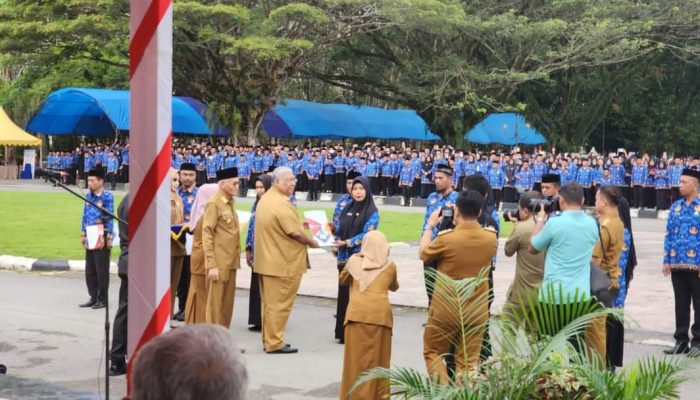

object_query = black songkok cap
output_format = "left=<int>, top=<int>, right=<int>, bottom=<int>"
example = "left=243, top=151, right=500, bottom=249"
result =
left=681, top=168, right=700, bottom=181
left=542, top=173, right=561, bottom=184
left=435, top=164, right=453, bottom=176
left=179, top=162, right=196, bottom=172
left=87, top=169, right=104, bottom=179
left=216, top=167, right=238, bottom=181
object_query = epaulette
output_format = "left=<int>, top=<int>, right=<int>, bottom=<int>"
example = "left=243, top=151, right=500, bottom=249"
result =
left=437, top=228, right=454, bottom=236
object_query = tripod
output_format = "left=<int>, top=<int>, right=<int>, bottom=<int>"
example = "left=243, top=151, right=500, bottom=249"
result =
left=50, top=178, right=127, bottom=399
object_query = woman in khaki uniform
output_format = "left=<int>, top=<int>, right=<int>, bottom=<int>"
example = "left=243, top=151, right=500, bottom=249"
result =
left=184, top=184, right=219, bottom=324
left=170, top=168, right=186, bottom=320
left=339, top=230, right=398, bottom=400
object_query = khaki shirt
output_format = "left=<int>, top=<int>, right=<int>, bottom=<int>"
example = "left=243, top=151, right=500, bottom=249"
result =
left=504, top=218, right=545, bottom=305
left=593, top=211, right=624, bottom=282
left=201, top=190, right=240, bottom=270
left=420, top=221, right=497, bottom=324
left=254, top=186, right=308, bottom=277
left=171, top=191, right=186, bottom=257
left=340, top=263, right=399, bottom=329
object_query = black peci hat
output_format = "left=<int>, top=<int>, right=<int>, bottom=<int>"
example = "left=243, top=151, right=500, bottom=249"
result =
left=87, top=169, right=104, bottom=180
left=216, top=167, right=238, bottom=181
left=542, top=173, right=561, bottom=184
left=435, top=164, right=453, bottom=176
left=179, top=162, right=196, bottom=172
left=681, top=168, right=700, bottom=181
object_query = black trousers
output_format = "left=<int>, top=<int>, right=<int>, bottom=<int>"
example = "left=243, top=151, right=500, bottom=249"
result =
left=401, top=185, right=412, bottom=206
left=583, top=187, right=595, bottom=206
left=390, top=178, right=399, bottom=195
left=324, top=173, right=334, bottom=193
left=335, top=262, right=350, bottom=341
left=424, top=263, right=436, bottom=304
left=380, top=176, right=390, bottom=196
left=239, top=177, right=248, bottom=197
left=631, top=185, right=643, bottom=208
left=196, top=170, right=206, bottom=186
left=110, top=273, right=128, bottom=365
left=120, top=165, right=129, bottom=183
left=492, top=188, right=502, bottom=210
left=671, top=270, right=700, bottom=346
left=369, top=177, right=379, bottom=195
left=421, top=183, right=434, bottom=198
left=177, top=255, right=191, bottom=312
left=644, top=187, right=656, bottom=209
left=85, top=247, right=110, bottom=303
left=248, top=272, right=261, bottom=327
left=503, top=186, right=516, bottom=203
left=413, top=178, right=421, bottom=197
left=480, top=267, right=495, bottom=361
left=250, top=172, right=260, bottom=186
left=107, top=172, right=117, bottom=190
left=308, top=179, right=319, bottom=201
left=672, top=187, right=681, bottom=203
left=619, top=185, right=631, bottom=205
left=334, top=172, right=346, bottom=194
left=657, top=189, right=670, bottom=210
left=606, top=315, right=624, bottom=368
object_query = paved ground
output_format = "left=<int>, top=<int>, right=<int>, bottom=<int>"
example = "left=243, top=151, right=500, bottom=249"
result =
left=2, top=179, right=699, bottom=399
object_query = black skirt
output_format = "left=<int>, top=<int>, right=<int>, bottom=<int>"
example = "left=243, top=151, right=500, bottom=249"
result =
left=606, top=314, right=624, bottom=367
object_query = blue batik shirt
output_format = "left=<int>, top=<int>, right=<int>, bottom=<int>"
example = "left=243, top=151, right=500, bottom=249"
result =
left=238, top=160, right=251, bottom=178
left=365, top=161, right=378, bottom=177
left=515, top=169, right=535, bottom=190
left=223, top=156, right=237, bottom=169
left=178, top=185, right=198, bottom=222
left=664, top=197, right=700, bottom=271
left=82, top=190, right=114, bottom=234
left=655, top=169, right=669, bottom=188
left=631, top=166, right=648, bottom=185
left=121, top=149, right=129, bottom=166
left=333, top=156, right=347, bottom=173
left=487, top=168, right=505, bottom=189
left=333, top=194, right=352, bottom=227
left=533, top=162, right=547, bottom=182
left=423, top=190, right=459, bottom=239
left=462, top=162, right=477, bottom=177
left=380, top=160, right=393, bottom=175
left=306, top=162, right=320, bottom=178
left=609, top=165, right=626, bottom=185
left=576, top=167, right=594, bottom=187
left=106, top=157, right=119, bottom=173
left=335, top=210, right=380, bottom=262
left=399, top=165, right=414, bottom=185
left=669, top=165, right=684, bottom=186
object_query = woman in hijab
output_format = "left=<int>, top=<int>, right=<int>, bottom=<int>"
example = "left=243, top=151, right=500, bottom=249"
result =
left=606, top=195, right=637, bottom=370
left=333, top=176, right=380, bottom=343
left=184, top=183, right=219, bottom=324
left=244, top=174, right=272, bottom=331
left=338, top=230, right=398, bottom=400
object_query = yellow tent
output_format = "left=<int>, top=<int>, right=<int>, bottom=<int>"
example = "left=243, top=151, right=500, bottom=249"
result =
left=0, top=107, right=41, bottom=146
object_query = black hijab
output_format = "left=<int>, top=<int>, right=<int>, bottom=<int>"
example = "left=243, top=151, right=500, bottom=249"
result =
left=338, top=176, right=378, bottom=241
left=252, top=174, right=273, bottom=210
left=617, top=196, right=637, bottom=286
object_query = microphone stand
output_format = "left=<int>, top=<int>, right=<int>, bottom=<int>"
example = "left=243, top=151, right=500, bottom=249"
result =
left=49, top=178, right=127, bottom=399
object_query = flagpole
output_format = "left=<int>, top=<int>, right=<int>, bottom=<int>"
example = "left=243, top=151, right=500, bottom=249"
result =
left=127, top=0, right=173, bottom=394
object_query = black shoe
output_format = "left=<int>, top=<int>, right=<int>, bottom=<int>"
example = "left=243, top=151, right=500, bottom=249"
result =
left=109, top=362, right=126, bottom=376
left=248, top=325, right=261, bottom=332
left=663, top=342, right=689, bottom=355
left=175, top=311, right=185, bottom=322
left=91, top=301, right=106, bottom=310
left=689, top=345, right=700, bottom=358
left=267, top=345, right=298, bottom=354
left=79, top=299, right=96, bottom=308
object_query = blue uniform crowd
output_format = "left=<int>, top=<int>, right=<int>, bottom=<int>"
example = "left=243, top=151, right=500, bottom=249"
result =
left=45, top=139, right=700, bottom=209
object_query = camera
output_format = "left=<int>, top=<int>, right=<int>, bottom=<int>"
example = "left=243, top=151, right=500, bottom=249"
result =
left=438, top=206, right=454, bottom=231
left=506, top=196, right=560, bottom=221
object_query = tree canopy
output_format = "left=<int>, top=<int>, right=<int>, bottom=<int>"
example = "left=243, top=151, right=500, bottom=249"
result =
left=1, top=0, right=699, bottom=153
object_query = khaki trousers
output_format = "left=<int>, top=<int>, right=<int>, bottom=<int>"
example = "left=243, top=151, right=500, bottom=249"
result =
left=259, top=274, right=303, bottom=352
left=184, top=274, right=207, bottom=324
left=585, top=315, right=607, bottom=367
left=170, top=255, right=184, bottom=318
left=205, top=268, right=237, bottom=328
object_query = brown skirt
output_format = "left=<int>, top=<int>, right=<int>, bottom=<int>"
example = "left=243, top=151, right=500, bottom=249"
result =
left=339, top=322, right=391, bottom=400
left=184, top=274, right=207, bottom=324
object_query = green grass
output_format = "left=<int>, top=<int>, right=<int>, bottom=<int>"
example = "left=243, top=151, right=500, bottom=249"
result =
left=0, top=191, right=511, bottom=260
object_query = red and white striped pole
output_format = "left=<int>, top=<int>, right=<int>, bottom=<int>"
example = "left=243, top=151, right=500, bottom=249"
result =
left=127, top=0, right=173, bottom=392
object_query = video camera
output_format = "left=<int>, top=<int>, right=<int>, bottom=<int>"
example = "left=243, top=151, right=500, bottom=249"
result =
left=507, top=196, right=560, bottom=221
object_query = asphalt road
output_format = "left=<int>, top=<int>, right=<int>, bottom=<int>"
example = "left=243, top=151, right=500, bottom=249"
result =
left=1, top=270, right=699, bottom=400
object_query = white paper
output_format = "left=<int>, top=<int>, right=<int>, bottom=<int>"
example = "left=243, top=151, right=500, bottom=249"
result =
left=303, top=210, right=336, bottom=247
left=185, top=233, right=193, bottom=255
left=85, top=225, right=104, bottom=250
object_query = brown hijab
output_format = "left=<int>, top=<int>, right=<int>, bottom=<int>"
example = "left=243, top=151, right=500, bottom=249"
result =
left=346, top=230, right=391, bottom=292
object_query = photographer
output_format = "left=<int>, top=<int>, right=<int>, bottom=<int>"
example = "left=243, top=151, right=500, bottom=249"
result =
left=420, top=190, right=498, bottom=382
left=502, top=191, right=546, bottom=331
left=529, top=183, right=600, bottom=342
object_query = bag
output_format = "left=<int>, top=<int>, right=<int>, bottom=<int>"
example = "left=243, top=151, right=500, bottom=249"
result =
left=590, top=223, right=618, bottom=308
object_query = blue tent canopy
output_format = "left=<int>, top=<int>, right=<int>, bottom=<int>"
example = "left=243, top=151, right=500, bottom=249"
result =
left=465, top=113, right=546, bottom=145
left=262, top=99, right=441, bottom=141
left=26, top=88, right=226, bottom=136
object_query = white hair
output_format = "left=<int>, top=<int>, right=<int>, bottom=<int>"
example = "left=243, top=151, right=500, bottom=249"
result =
left=272, top=166, right=293, bottom=183
left=131, top=324, right=248, bottom=400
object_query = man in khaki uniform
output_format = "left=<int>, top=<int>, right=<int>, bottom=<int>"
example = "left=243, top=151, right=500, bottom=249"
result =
left=202, top=167, right=241, bottom=328
left=586, top=185, right=624, bottom=365
left=503, top=191, right=546, bottom=331
left=254, top=166, right=319, bottom=354
left=419, top=190, right=497, bottom=383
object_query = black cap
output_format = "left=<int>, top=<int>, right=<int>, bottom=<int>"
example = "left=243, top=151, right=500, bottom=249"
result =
left=435, top=164, right=453, bottom=176
left=179, top=162, right=196, bottom=172
left=216, top=167, right=238, bottom=181
left=542, top=173, right=561, bottom=184
left=681, top=168, right=700, bottom=181
left=87, top=169, right=104, bottom=180
left=346, top=171, right=361, bottom=180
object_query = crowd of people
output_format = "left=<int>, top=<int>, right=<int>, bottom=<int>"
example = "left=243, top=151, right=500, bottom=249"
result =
left=66, top=137, right=700, bottom=400
left=46, top=138, right=700, bottom=210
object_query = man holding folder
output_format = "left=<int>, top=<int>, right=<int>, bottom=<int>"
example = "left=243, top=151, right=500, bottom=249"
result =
left=79, top=169, right=114, bottom=310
